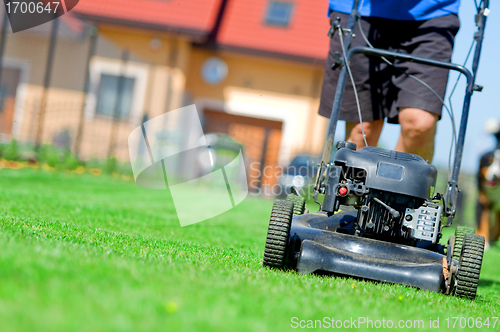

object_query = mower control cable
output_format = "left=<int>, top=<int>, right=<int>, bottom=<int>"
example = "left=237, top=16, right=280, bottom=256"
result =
left=338, top=26, right=368, bottom=148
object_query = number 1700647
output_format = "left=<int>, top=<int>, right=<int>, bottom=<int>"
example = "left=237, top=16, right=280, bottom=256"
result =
left=444, top=317, right=498, bottom=329
left=5, top=2, right=60, bottom=14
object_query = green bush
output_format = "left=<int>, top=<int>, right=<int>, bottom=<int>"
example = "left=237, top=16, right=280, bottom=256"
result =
left=62, top=151, right=81, bottom=171
left=0, top=142, right=6, bottom=159
left=3, top=139, right=21, bottom=161
left=103, top=157, right=119, bottom=175
left=85, top=158, right=103, bottom=170
left=1, top=140, right=132, bottom=178
left=119, top=162, right=134, bottom=177
left=38, top=144, right=62, bottom=168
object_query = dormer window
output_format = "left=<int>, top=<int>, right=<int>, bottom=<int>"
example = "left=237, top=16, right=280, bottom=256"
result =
left=265, top=1, right=293, bottom=27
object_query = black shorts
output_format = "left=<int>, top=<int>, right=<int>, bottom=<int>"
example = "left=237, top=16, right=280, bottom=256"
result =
left=318, top=12, right=460, bottom=124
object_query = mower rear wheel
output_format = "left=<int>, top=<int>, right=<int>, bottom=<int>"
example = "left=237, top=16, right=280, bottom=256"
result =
left=452, top=226, right=475, bottom=261
left=263, top=199, right=294, bottom=269
left=455, top=233, right=485, bottom=300
left=286, top=194, right=306, bottom=216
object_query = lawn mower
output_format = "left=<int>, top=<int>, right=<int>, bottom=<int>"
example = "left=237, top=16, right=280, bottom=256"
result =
left=263, top=0, right=489, bottom=300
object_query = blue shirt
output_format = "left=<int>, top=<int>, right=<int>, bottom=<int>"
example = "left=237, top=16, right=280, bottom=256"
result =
left=329, top=0, right=460, bottom=21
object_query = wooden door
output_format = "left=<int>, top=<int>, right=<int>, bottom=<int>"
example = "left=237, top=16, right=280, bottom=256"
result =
left=203, top=110, right=283, bottom=191
left=0, top=67, right=21, bottom=135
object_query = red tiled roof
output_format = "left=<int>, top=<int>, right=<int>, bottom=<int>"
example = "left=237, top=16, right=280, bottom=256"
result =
left=73, top=0, right=331, bottom=61
left=217, top=0, right=331, bottom=61
left=73, top=0, right=224, bottom=36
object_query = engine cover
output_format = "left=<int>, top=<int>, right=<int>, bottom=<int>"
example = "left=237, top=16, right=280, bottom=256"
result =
left=334, top=146, right=437, bottom=200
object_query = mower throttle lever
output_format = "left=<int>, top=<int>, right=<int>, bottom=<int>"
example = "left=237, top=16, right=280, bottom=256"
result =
left=327, top=17, right=342, bottom=38
left=328, top=17, right=345, bottom=71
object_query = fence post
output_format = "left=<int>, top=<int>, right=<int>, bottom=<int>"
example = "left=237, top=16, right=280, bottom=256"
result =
left=258, top=127, right=271, bottom=190
left=107, top=49, right=129, bottom=158
left=73, top=26, right=98, bottom=159
left=0, top=11, right=9, bottom=113
left=34, top=17, right=59, bottom=149
left=164, top=40, right=178, bottom=114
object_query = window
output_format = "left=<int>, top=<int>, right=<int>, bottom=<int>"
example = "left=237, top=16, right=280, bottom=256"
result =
left=87, top=58, right=149, bottom=125
left=95, top=74, right=135, bottom=119
left=265, top=1, right=293, bottom=27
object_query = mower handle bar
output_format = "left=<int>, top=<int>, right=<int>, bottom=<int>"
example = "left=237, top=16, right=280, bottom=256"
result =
left=346, top=47, right=473, bottom=92
left=317, top=0, right=489, bottom=222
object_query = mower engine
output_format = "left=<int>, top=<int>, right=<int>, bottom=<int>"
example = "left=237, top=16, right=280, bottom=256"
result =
left=322, top=143, right=443, bottom=245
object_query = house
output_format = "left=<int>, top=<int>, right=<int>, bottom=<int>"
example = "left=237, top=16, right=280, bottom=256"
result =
left=0, top=0, right=332, bottom=191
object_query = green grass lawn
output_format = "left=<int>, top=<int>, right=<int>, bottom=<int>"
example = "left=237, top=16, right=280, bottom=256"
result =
left=0, top=169, right=499, bottom=332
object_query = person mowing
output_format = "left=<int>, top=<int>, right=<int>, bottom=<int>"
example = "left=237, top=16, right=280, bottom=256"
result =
left=319, top=0, right=460, bottom=162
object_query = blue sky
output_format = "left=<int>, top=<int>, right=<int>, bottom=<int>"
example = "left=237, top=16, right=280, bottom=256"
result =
left=334, top=0, right=499, bottom=173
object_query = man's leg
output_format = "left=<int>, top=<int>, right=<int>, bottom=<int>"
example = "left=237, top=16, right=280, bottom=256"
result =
left=395, top=107, right=438, bottom=162
left=492, top=212, right=500, bottom=243
left=476, top=192, right=490, bottom=243
left=346, top=119, right=385, bottom=149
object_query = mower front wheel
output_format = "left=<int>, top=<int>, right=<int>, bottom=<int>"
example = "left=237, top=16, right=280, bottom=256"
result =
left=454, top=233, right=485, bottom=300
left=452, top=226, right=475, bottom=261
left=286, top=193, right=306, bottom=216
left=263, top=199, right=294, bottom=269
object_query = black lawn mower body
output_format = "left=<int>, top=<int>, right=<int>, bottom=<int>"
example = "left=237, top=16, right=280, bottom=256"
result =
left=263, top=0, right=489, bottom=299
left=280, top=145, right=454, bottom=294
left=290, top=211, right=446, bottom=293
